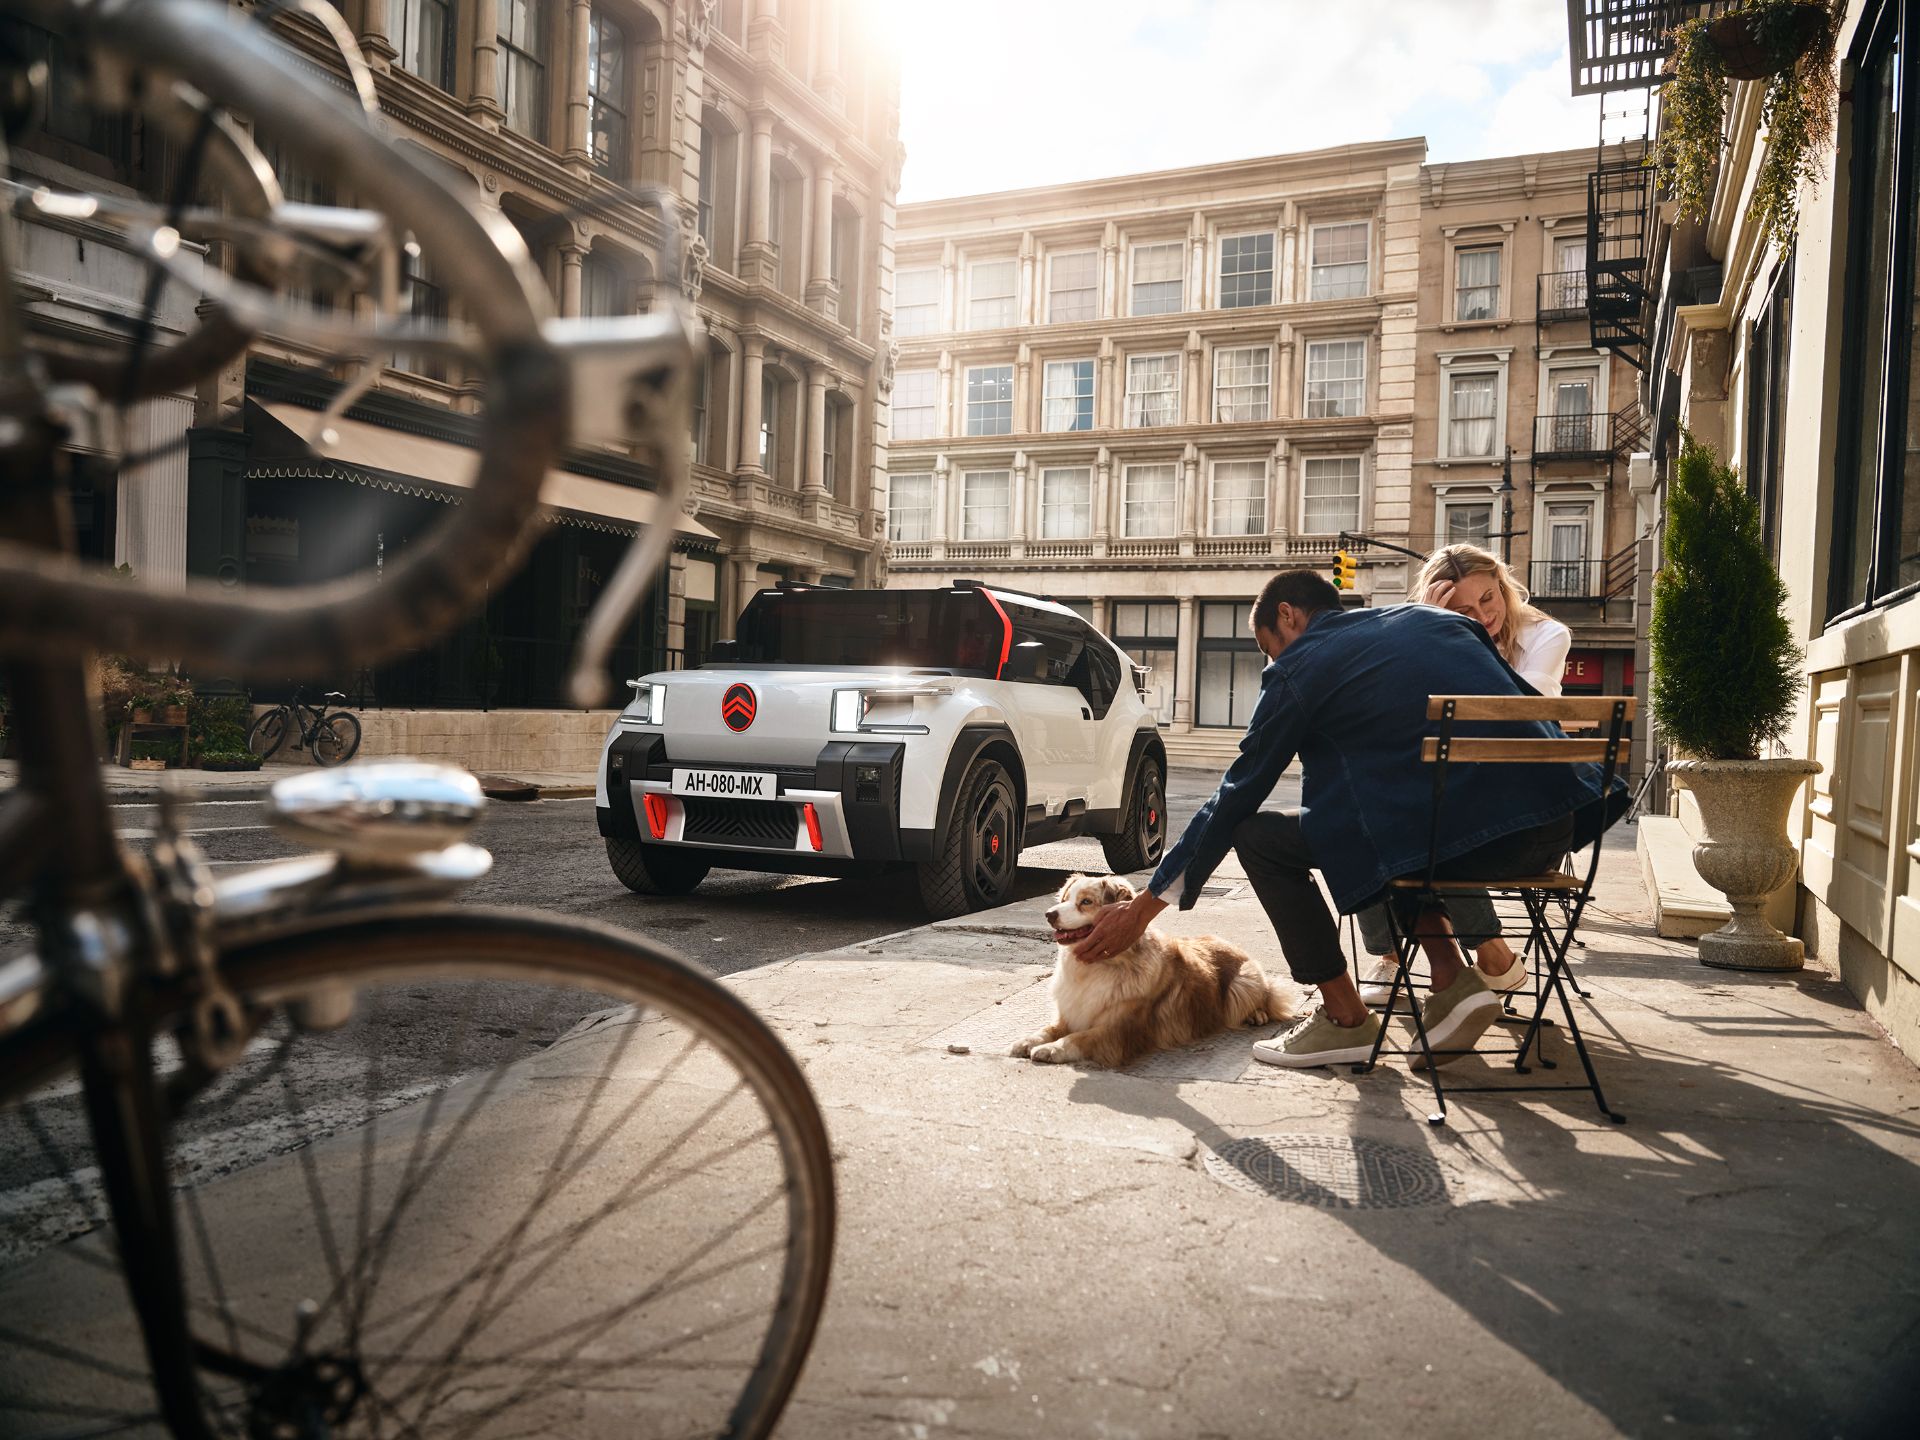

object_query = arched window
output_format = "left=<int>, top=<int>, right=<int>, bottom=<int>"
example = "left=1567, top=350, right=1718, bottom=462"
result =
left=497, top=0, right=551, bottom=143
left=587, top=10, right=629, bottom=178
left=395, top=0, right=455, bottom=92
left=831, top=201, right=861, bottom=330
left=581, top=253, right=628, bottom=318
left=697, top=111, right=739, bottom=270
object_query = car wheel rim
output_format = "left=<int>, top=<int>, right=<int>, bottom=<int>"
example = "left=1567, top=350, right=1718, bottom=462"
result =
left=967, top=779, right=1015, bottom=901
left=1142, top=778, right=1165, bottom=861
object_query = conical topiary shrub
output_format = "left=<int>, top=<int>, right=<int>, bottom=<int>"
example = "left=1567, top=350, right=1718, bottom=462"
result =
left=1650, top=432, right=1803, bottom=758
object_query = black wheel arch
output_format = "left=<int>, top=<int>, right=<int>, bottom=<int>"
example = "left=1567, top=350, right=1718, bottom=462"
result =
left=920, top=725, right=1026, bottom=863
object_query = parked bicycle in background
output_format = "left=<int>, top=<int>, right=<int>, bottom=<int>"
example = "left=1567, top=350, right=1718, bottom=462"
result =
left=246, top=686, right=364, bottom=766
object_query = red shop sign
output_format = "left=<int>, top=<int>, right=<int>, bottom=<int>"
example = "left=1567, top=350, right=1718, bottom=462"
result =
left=1560, top=650, right=1635, bottom=691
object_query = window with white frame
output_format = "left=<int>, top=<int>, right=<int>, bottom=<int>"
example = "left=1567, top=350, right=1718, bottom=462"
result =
left=1039, top=466, right=1092, bottom=539
left=1455, top=245, right=1501, bottom=321
left=1541, top=498, right=1595, bottom=596
left=1548, top=235, right=1587, bottom=311
left=1218, top=232, right=1274, bottom=308
left=1213, top=345, right=1271, bottom=422
left=889, top=472, right=934, bottom=541
left=1130, top=240, right=1184, bottom=316
left=962, top=469, right=1011, bottom=540
left=1047, top=249, right=1099, bottom=323
left=1125, top=353, right=1180, bottom=427
left=895, top=266, right=940, bottom=336
left=1043, top=358, right=1095, bottom=433
left=1442, top=497, right=1495, bottom=546
left=1122, top=463, right=1177, bottom=536
left=1304, top=338, right=1365, bottom=417
left=1446, top=371, right=1499, bottom=457
left=1210, top=459, right=1267, bottom=535
left=967, top=258, right=1017, bottom=329
left=1301, top=455, right=1362, bottom=533
left=1196, top=601, right=1264, bottom=729
left=497, top=0, right=550, bottom=143
left=891, top=368, right=937, bottom=441
left=964, top=363, right=1013, bottom=436
left=1309, top=221, right=1369, bottom=300
left=1111, top=601, right=1176, bottom=724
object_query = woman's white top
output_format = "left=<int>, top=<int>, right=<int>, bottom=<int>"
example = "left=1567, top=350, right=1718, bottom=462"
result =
left=1508, top=614, right=1572, bottom=696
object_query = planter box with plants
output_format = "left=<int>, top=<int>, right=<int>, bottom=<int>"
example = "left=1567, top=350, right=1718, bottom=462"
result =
left=1651, top=433, right=1819, bottom=971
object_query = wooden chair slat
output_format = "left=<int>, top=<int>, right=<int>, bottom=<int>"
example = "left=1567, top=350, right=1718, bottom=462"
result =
left=1420, top=737, right=1620, bottom=764
left=1425, top=695, right=1637, bottom=722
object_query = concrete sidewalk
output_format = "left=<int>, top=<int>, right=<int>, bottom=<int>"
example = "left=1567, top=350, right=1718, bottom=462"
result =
left=732, top=834, right=1916, bottom=1439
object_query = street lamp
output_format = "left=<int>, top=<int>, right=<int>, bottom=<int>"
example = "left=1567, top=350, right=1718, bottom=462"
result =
left=1498, top=445, right=1516, bottom=566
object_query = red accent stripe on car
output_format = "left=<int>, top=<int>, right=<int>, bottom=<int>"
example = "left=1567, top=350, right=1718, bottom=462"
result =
left=802, top=802, right=824, bottom=852
left=643, top=792, right=669, bottom=840
left=979, top=588, right=1013, bottom=680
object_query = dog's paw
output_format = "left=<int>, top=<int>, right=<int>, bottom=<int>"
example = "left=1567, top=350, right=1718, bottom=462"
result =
left=1029, top=1041, right=1073, bottom=1064
left=1008, top=1036, right=1037, bottom=1058
left=1244, top=1008, right=1272, bottom=1027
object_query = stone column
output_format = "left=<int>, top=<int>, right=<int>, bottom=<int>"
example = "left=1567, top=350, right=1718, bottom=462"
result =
left=1089, top=595, right=1108, bottom=634
left=1271, top=437, right=1290, bottom=552
left=1100, top=221, right=1120, bottom=319
left=1013, top=343, right=1033, bottom=434
left=806, top=162, right=838, bottom=318
left=742, top=110, right=777, bottom=285
left=1094, top=446, right=1111, bottom=546
left=734, top=553, right=764, bottom=628
left=1010, top=449, right=1028, bottom=555
left=813, top=0, right=845, bottom=110
left=937, top=349, right=954, bottom=438
left=804, top=364, right=829, bottom=494
left=931, top=455, right=950, bottom=545
left=749, top=0, right=785, bottom=67
left=1188, top=211, right=1208, bottom=311
left=1018, top=231, right=1036, bottom=327
left=1183, top=329, right=1203, bottom=425
left=940, top=240, right=958, bottom=332
left=558, top=243, right=585, bottom=318
left=358, top=0, right=395, bottom=68
left=563, top=0, right=593, bottom=167
left=738, top=336, right=767, bottom=475
left=1280, top=223, right=1300, bottom=305
left=1096, top=338, right=1115, bottom=430
left=1172, top=596, right=1196, bottom=729
left=1276, top=325, right=1296, bottom=419
left=468, top=0, right=502, bottom=122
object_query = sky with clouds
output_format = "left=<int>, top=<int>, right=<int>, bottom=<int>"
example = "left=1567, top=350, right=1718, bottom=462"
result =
left=883, top=0, right=1603, bottom=203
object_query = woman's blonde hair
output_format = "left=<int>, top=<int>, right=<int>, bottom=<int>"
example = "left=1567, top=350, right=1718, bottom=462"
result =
left=1413, top=543, right=1546, bottom=662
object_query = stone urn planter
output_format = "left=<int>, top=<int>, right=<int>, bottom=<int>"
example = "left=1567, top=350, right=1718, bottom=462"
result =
left=1668, top=757, right=1822, bottom=971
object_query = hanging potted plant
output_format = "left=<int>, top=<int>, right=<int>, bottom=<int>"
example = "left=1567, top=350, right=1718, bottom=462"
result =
left=1653, top=433, right=1818, bottom=971
left=1654, top=0, right=1839, bottom=252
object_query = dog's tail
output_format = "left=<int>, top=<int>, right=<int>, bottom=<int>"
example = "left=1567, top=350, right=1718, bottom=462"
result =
left=1265, top=982, right=1301, bottom=1025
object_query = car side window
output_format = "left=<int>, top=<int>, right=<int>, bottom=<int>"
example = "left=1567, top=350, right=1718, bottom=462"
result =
left=1076, top=636, right=1124, bottom=718
left=1001, top=604, right=1083, bottom=687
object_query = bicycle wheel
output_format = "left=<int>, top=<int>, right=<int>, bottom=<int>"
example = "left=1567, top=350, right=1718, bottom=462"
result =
left=245, top=708, right=289, bottom=761
left=0, top=907, right=835, bottom=1439
left=313, top=712, right=363, bottom=766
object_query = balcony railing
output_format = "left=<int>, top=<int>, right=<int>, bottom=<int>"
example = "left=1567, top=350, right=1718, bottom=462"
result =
left=1534, top=411, right=1614, bottom=459
left=1530, top=559, right=1608, bottom=602
left=1538, top=269, right=1589, bottom=320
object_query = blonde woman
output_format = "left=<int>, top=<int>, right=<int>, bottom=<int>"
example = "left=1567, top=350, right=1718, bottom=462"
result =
left=1354, top=544, right=1572, bottom=1004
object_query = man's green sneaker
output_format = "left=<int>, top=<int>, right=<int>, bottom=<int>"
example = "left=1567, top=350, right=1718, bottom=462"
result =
left=1410, top=970, right=1503, bottom=1069
left=1251, top=1010, right=1384, bottom=1069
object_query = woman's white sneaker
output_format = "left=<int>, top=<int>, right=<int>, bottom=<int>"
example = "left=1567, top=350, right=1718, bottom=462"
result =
left=1357, top=957, right=1404, bottom=1007
left=1251, top=1010, right=1384, bottom=1068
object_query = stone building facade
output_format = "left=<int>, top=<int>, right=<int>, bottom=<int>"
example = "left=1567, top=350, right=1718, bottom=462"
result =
left=1412, top=147, right=1643, bottom=704
left=884, top=141, right=1424, bottom=765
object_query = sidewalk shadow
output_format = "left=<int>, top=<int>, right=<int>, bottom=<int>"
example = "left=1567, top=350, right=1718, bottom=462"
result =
left=1061, top=1036, right=1920, bottom=1439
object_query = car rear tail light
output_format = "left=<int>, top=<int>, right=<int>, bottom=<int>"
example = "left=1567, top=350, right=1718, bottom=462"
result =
left=802, top=802, right=823, bottom=852
left=643, top=792, right=669, bottom=840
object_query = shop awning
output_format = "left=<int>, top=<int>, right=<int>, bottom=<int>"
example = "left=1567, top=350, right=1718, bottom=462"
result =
left=250, top=401, right=716, bottom=542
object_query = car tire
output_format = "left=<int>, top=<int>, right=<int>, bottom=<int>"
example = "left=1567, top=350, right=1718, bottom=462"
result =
left=606, top=836, right=712, bottom=896
left=1100, top=759, right=1167, bottom=875
left=916, top=757, right=1019, bottom=920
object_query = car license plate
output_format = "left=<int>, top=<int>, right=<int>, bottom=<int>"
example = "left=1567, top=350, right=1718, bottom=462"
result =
left=670, top=768, right=775, bottom=800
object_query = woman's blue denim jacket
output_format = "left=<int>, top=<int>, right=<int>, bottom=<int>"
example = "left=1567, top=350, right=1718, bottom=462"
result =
left=1149, top=604, right=1625, bottom=914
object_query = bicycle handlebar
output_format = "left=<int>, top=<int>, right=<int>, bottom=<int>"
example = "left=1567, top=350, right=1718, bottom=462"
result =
left=0, top=0, right=693, bottom=699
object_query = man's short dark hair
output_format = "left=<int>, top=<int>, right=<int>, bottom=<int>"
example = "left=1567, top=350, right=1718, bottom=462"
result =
left=1252, top=569, right=1342, bottom=631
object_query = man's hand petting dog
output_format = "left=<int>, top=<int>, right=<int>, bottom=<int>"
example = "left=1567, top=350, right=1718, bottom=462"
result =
left=1068, top=890, right=1164, bottom=963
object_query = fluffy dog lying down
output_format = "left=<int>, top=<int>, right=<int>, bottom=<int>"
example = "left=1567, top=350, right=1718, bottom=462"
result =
left=1011, top=874, right=1297, bottom=1068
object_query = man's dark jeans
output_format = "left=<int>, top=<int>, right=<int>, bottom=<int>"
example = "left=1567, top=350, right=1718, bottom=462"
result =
left=1232, top=810, right=1578, bottom=987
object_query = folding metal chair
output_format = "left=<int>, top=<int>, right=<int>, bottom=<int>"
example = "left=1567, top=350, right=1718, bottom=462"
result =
left=1358, top=694, right=1634, bottom=1127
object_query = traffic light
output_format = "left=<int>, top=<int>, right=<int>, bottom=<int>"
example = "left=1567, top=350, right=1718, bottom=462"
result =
left=1331, top=550, right=1358, bottom=590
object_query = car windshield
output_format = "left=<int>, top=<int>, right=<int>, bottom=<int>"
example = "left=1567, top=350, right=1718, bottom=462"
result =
left=728, top=588, right=1004, bottom=670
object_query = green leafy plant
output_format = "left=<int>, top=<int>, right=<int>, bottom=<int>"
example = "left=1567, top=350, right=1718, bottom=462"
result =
left=197, top=749, right=264, bottom=772
left=129, top=739, right=176, bottom=764
left=1653, top=1, right=1838, bottom=253
left=1650, top=433, right=1804, bottom=758
left=189, top=693, right=254, bottom=760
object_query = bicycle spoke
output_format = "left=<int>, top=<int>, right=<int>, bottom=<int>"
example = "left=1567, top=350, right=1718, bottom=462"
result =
left=278, top=1064, right=350, bottom=1307
left=180, top=1184, right=243, bottom=1362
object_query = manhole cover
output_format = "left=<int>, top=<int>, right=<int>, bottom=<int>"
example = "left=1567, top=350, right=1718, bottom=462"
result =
left=1204, top=1134, right=1448, bottom=1209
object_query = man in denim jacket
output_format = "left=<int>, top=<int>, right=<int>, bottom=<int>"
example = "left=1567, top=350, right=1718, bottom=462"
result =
left=1071, top=568, right=1622, bottom=1068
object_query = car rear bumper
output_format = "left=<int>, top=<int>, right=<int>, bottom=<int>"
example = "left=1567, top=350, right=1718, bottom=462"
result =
left=599, top=728, right=926, bottom=863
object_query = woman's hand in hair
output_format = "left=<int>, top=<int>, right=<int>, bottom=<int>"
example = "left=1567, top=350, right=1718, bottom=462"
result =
left=1422, top=579, right=1459, bottom=610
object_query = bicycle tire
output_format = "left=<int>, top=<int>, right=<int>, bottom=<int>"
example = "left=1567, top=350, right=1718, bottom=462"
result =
left=313, top=712, right=363, bottom=766
left=0, top=906, right=835, bottom=1440
left=245, top=707, right=289, bottom=761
